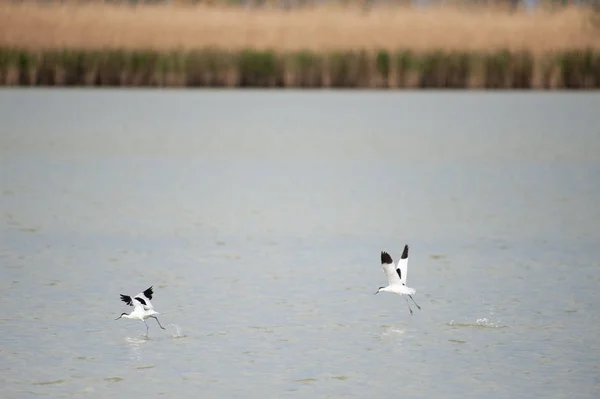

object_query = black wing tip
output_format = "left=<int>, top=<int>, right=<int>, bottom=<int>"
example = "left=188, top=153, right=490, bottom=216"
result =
left=401, top=245, right=409, bottom=260
left=119, top=294, right=132, bottom=306
left=381, top=251, right=393, bottom=264
left=143, top=286, right=154, bottom=300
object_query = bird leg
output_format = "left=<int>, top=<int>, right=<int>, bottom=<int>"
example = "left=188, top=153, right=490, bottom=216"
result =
left=144, top=320, right=149, bottom=337
left=408, top=295, right=421, bottom=310
left=404, top=297, right=413, bottom=315
left=150, top=316, right=166, bottom=330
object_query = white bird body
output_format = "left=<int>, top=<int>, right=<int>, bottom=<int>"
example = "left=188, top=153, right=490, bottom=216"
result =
left=118, top=304, right=160, bottom=321
left=375, top=245, right=421, bottom=315
left=116, top=286, right=166, bottom=336
left=378, top=284, right=416, bottom=296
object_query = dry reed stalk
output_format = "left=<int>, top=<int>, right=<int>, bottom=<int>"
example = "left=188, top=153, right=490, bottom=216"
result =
left=1, top=3, right=598, bottom=54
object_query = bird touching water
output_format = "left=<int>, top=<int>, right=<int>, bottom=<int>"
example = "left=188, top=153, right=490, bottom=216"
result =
left=116, top=286, right=166, bottom=337
left=375, top=245, right=422, bottom=315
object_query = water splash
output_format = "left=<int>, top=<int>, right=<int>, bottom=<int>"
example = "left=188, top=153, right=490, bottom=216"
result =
left=381, top=325, right=406, bottom=336
left=448, top=303, right=508, bottom=328
left=475, top=317, right=504, bottom=328
left=379, top=324, right=408, bottom=345
left=448, top=316, right=507, bottom=329
left=167, top=324, right=186, bottom=338
left=125, top=336, right=147, bottom=345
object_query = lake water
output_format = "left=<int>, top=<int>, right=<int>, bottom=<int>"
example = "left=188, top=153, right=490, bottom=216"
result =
left=1, top=89, right=599, bottom=398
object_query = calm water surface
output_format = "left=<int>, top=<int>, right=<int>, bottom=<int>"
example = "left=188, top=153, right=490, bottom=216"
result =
left=1, top=89, right=599, bottom=398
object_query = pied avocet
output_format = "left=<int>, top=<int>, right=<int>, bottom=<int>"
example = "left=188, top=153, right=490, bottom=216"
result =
left=375, top=245, right=422, bottom=315
left=116, top=286, right=166, bottom=336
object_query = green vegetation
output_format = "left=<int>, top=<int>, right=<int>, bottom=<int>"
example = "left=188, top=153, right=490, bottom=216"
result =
left=1, top=47, right=598, bottom=89
left=286, top=50, right=323, bottom=88
left=237, top=49, right=280, bottom=87
left=558, top=49, right=600, bottom=89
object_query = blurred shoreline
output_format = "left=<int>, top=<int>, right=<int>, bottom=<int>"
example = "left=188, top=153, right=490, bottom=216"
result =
left=1, top=3, right=599, bottom=88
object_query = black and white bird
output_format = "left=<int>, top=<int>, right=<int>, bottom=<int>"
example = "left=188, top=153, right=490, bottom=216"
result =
left=375, top=245, right=422, bottom=315
left=115, top=286, right=166, bottom=337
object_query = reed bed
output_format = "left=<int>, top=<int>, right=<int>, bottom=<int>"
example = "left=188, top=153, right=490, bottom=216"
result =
left=1, top=3, right=598, bottom=88
left=1, top=3, right=599, bottom=54
left=1, top=47, right=599, bottom=88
